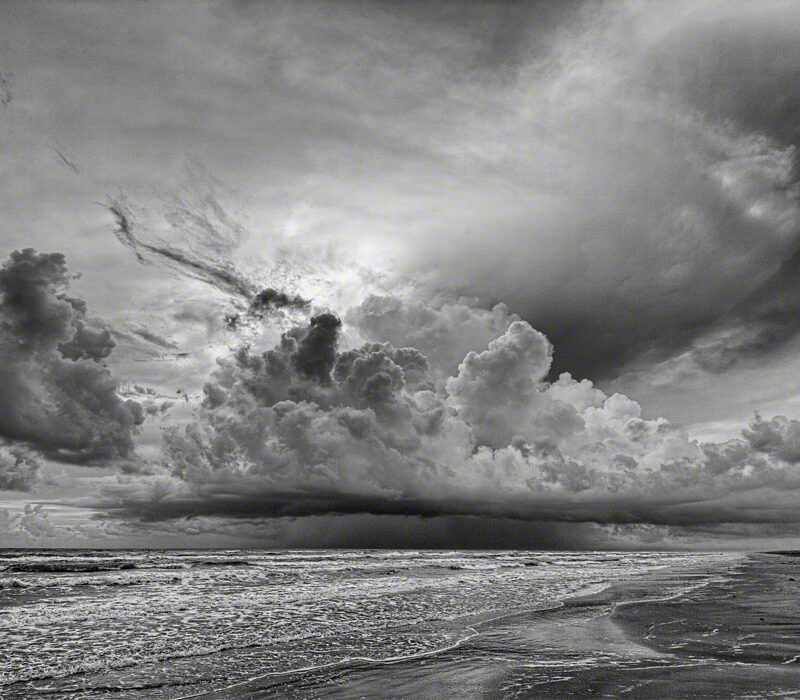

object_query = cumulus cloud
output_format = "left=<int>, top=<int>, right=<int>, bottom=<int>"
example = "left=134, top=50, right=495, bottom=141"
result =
left=0, top=249, right=143, bottom=465
left=90, top=300, right=800, bottom=530
left=0, top=507, right=19, bottom=531
left=446, top=321, right=552, bottom=448
left=347, top=294, right=519, bottom=378
left=0, top=503, right=113, bottom=542
left=0, top=444, right=39, bottom=491
left=17, top=504, right=61, bottom=538
left=741, top=414, right=800, bottom=464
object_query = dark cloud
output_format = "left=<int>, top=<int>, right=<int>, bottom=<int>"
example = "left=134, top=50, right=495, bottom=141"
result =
left=584, top=8, right=800, bottom=377
left=274, top=514, right=604, bottom=550
left=0, top=71, right=12, bottom=108
left=88, top=298, right=800, bottom=530
left=128, top=326, right=178, bottom=351
left=0, top=249, right=143, bottom=465
left=394, top=2, right=800, bottom=382
left=716, top=244, right=800, bottom=366
left=292, top=312, right=342, bottom=384
left=641, top=9, right=800, bottom=152
left=225, top=287, right=311, bottom=331
left=250, top=288, right=310, bottom=314
left=58, top=322, right=115, bottom=361
left=52, top=147, right=79, bottom=174
left=617, top=243, right=800, bottom=380
left=742, top=414, right=800, bottom=464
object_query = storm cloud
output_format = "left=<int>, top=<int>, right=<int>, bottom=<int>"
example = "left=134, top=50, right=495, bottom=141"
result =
left=384, top=0, right=800, bottom=381
left=93, top=296, right=800, bottom=530
left=0, top=249, right=143, bottom=465
left=5, top=1, right=800, bottom=546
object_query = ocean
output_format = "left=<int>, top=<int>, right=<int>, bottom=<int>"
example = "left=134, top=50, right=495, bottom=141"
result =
left=0, top=549, right=746, bottom=698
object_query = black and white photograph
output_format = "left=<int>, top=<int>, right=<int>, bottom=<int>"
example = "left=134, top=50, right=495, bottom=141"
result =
left=2, top=1, right=800, bottom=697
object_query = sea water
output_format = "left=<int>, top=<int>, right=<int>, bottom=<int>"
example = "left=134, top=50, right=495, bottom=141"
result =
left=0, top=549, right=737, bottom=698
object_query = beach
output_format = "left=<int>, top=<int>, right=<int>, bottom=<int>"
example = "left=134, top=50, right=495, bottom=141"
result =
left=8, top=550, right=800, bottom=698
left=1, top=550, right=735, bottom=698
left=204, top=553, right=800, bottom=699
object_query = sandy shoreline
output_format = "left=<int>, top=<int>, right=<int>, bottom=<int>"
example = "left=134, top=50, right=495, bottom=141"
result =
left=201, top=552, right=800, bottom=698
left=191, top=553, right=761, bottom=698
left=497, top=552, right=800, bottom=698
left=20, top=551, right=785, bottom=698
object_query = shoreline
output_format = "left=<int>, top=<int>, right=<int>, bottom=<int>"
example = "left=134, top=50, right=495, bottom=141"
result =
left=514, top=552, right=800, bottom=698
left=176, top=583, right=615, bottom=699
left=1, top=551, right=765, bottom=699
left=188, top=554, right=744, bottom=698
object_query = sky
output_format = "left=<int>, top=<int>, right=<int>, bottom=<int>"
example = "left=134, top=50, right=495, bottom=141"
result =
left=2, top=0, right=800, bottom=549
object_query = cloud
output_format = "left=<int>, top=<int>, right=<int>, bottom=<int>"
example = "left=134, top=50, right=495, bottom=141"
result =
left=446, top=321, right=553, bottom=448
left=0, top=249, right=143, bottom=465
left=109, top=195, right=254, bottom=301
left=741, top=414, right=800, bottom=464
left=108, top=176, right=317, bottom=349
left=0, top=507, right=20, bottom=534
left=91, top=300, right=800, bottom=531
left=0, top=444, right=39, bottom=491
left=6, top=0, right=800, bottom=391
left=82, top=1, right=800, bottom=386
left=127, top=326, right=179, bottom=351
left=1, top=503, right=108, bottom=542
left=250, top=288, right=310, bottom=314
left=5, top=1, right=800, bottom=546
left=378, top=0, right=800, bottom=381
left=291, top=312, right=342, bottom=384
left=17, top=504, right=60, bottom=538
left=0, top=70, right=12, bottom=108
left=347, top=294, right=519, bottom=378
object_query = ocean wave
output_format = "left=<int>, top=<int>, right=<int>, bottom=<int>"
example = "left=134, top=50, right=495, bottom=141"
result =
left=190, top=559, right=250, bottom=567
left=0, top=574, right=183, bottom=590
left=2, top=561, right=138, bottom=573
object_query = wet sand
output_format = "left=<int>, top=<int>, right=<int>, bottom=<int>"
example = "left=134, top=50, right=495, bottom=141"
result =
left=502, top=553, right=800, bottom=698
left=197, top=553, right=800, bottom=699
